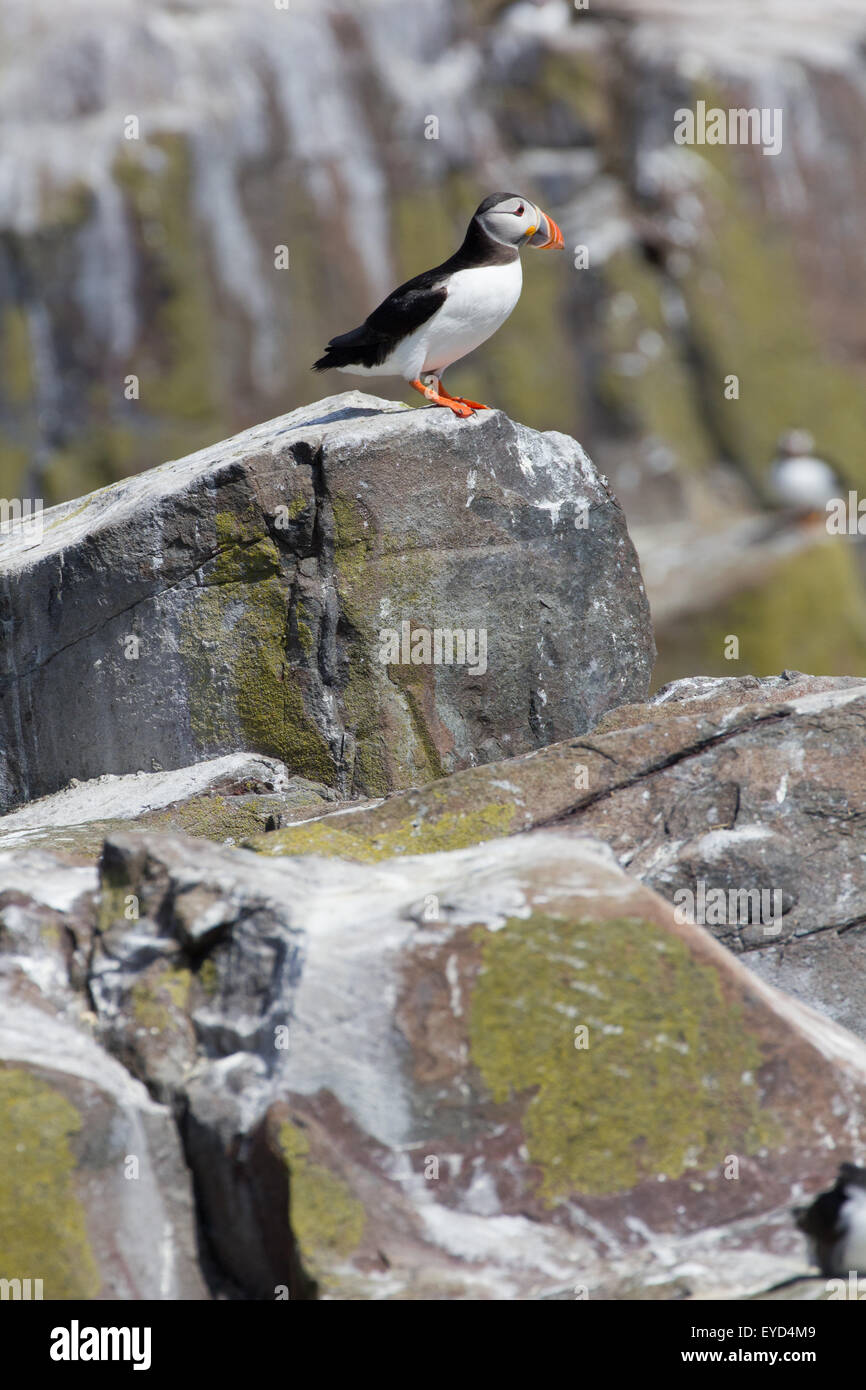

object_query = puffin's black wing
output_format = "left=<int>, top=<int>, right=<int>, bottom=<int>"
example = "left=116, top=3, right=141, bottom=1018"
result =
left=795, top=1172, right=851, bottom=1274
left=795, top=1188, right=846, bottom=1242
left=313, top=267, right=448, bottom=371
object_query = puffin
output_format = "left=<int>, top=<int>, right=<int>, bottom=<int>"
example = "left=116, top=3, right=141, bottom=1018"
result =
left=313, top=193, right=564, bottom=417
left=794, top=1163, right=866, bottom=1276
left=768, top=429, right=840, bottom=516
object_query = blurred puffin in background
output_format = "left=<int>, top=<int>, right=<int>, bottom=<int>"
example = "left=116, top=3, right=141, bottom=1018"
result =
left=313, top=193, right=564, bottom=417
left=795, top=1163, right=866, bottom=1276
left=768, top=428, right=841, bottom=520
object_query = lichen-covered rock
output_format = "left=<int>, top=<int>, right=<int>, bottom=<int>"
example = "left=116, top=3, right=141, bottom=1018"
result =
left=247, top=672, right=866, bottom=1039
left=560, top=675, right=866, bottom=1039
left=90, top=825, right=866, bottom=1300
left=0, top=392, right=653, bottom=812
left=0, top=752, right=333, bottom=857
left=0, top=853, right=208, bottom=1299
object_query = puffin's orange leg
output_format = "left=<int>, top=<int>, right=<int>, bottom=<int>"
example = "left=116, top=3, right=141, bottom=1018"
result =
left=438, top=380, right=490, bottom=411
left=410, top=377, right=474, bottom=418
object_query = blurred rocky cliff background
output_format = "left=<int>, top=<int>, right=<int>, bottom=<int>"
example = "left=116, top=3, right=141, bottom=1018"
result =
left=1, top=0, right=865, bottom=683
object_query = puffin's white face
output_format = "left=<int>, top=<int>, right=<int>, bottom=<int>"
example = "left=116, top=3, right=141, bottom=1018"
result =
left=475, top=194, right=564, bottom=250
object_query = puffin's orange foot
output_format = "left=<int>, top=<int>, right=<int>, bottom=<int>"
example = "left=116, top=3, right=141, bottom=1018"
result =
left=438, top=383, right=490, bottom=411
left=410, top=378, right=476, bottom=418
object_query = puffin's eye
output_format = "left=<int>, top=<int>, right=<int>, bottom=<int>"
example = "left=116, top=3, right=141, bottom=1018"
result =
left=514, top=204, right=525, bottom=216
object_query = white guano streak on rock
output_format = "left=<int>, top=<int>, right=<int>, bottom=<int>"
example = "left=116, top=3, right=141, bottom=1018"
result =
left=693, top=825, right=774, bottom=857
left=718, top=684, right=866, bottom=731
left=0, top=852, right=97, bottom=910
left=788, top=684, right=866, bottom=715
left=0, top=753, right=291, bottom=839
left=0, top=998, right=165, bottom=1109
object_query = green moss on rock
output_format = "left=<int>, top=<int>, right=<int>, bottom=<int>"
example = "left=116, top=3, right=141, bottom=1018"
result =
left=248, top=799, right=515, bottom=861
left=296, top=618, right=314, bottom=657
left=376, top=659, right=445, bottom=783
left=197, top=957, right=219, bottom=997
left=131, top=967, right=191, bottom=1031
left=469, top=914, right=777, bottom=1201
left=179, top=513, right=337, bottom=784
left=331, top=493, right=449, bottom=794
left=284, top=494, right=309, bottom=522
left=148, top=793, right=268, bottom=842
left=279, top=1120, right=365, bottom=1274
left=0, top=1068, right=100, bottom=1298
left=332, top=493, right=371, bottom=554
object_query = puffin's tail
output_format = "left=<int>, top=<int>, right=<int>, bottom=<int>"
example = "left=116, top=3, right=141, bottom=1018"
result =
left=313, top=325, right=381, bottom=372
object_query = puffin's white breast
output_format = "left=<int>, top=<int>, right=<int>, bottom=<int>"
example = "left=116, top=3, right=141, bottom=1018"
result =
left=338, top=258, right=524, bottom=381
left=840, top=1187, right=866, bottom=1272
left=420, top=260, right=523, bottom=374
left=770, top=456, right=838, bottom=509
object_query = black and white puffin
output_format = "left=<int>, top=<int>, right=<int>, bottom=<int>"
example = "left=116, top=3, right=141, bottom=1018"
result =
left=313, top=193, right=564, bottom=417
left=795, top=1163, right=866, bottom=1276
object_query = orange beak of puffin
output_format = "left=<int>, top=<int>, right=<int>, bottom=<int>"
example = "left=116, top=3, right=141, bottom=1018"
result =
left=527, top=207, right=564, bottom=250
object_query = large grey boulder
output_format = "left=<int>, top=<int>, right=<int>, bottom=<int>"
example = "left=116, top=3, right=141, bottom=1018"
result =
left=88, top=825, right=866, bottom=1301
left=0, top=392, right=653, bottom=813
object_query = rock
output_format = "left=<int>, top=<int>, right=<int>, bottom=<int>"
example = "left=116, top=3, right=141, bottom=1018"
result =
left=0, top=852, right=207, bottom=1299
left=89, top=824, right=866, bottom=1300
left=0, top=392, right=654, bottom=813
left=567, top=675, right=866, bottom=1038
left=0, top=753, right=333, bottom=857
left=0, top=848, right=97, bottom=1008
left=247, top=672, right=866, bottom=1038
